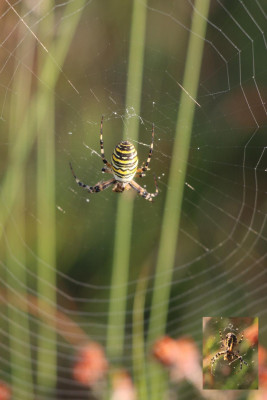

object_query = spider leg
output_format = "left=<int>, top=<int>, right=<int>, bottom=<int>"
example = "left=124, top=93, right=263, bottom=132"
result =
left=238, top=333, right=244, bottom=344
left=136, top=123, right=155, bottom=178
left=129, top=174, right=158, bottom=202
left=211, top=351, right=226, bottom=374
left=69, top=162, right=115, bottom=193
left=100, top=115, right=112, bottom=169
left=230, top=352, right=248, bottom=370
left=101, top=166, right=113, bottom=174
left=219, top=330, right=224, bottom=347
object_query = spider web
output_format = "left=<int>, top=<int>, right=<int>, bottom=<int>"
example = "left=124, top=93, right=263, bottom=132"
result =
left=0, top=1, right=266, bottom=399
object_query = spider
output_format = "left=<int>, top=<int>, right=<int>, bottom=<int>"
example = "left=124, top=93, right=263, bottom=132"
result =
left=70, top=116, right=158, bottom=202
left=211, top=330, right=248, bottom=374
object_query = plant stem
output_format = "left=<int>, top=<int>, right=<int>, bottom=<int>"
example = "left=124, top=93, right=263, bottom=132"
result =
left=6, top=20, right=36, bottom=399
left=132, top=260, right=151, bottom=400
left=147, top=1, right=210, bottom=398
left=106, top=0, right=147, bottom=361
left=0, top=0, right=87, bottom=240
left=36, top=0, right=57, bottom=390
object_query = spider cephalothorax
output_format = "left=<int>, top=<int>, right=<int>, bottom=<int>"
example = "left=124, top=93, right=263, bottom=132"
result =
left=211, top=330, right=248, bottom=374
left=70, top=116, right=158, bottom=202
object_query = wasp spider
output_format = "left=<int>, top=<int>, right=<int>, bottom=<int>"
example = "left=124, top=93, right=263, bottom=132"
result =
left=211, top=330, right=248, bottom=374
left=70, top=116, right=158, bottom=201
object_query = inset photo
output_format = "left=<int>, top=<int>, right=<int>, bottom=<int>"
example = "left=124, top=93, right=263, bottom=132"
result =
left=203, top=317, right=258, bottom=390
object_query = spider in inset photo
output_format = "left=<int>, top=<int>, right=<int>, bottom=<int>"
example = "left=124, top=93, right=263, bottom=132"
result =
left=211, top=330, right=248, bottom=375
left=203, top=317, right=258, bottom=390
left=70, top=116, right=158, bottom=202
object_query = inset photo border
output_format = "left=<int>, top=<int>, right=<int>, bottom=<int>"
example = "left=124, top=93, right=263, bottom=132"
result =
left=203, top=317, right=258, bottom=390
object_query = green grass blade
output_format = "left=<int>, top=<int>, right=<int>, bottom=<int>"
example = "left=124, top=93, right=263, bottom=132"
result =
left=7, top=208, right=35, bottom=400
left=147, top=1, right=210, bottom=397
left=0, top=0, right=87, bottom=393
left=36, top=74, right=57, bottom=390
left=35, top=0, right=87, bottom=391
left=6, top=23, right=36, bottom=399
left=132, top=261, right=151, bottom=399
left=0, top=0, right=87, bottom=240
left=106, top=0, right=147, bottom=361
left=35, top=1, right=57, bottom=390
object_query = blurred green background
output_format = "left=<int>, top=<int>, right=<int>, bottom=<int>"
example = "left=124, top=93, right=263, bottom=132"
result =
left=0, top=1, right=266, bottom=399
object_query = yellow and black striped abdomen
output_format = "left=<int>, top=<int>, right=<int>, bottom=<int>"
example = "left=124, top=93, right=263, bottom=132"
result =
left=111, top=141, right=138, bottom=182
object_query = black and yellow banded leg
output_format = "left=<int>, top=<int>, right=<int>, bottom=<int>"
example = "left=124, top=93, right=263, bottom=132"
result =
left=100, top=116, right=112, bottom=170
left=129, top=174, right=159, bottom=202
left=70, top=162, right=115, bottom=192
left=136, top=124, right=155, bottom=178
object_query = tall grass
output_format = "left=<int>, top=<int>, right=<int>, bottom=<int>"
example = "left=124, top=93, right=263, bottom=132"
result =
left=106, top=1, right=210, bottom=398
left=1, top=0, right=87, bottom=395
left=6, top=18, right=36, bottom=399
left=35, top=2, right=57, bottom=388
left=106, top=0, right=147, bottom=360
left=0, top=0, right=86, bottom=237
left=132, top=261, right=151, bottom=399
left=147, top=1, right=210, bottom=398
left=1, top=0, right=211, bottom=397
left=34, top=0, right=88, bottom=390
